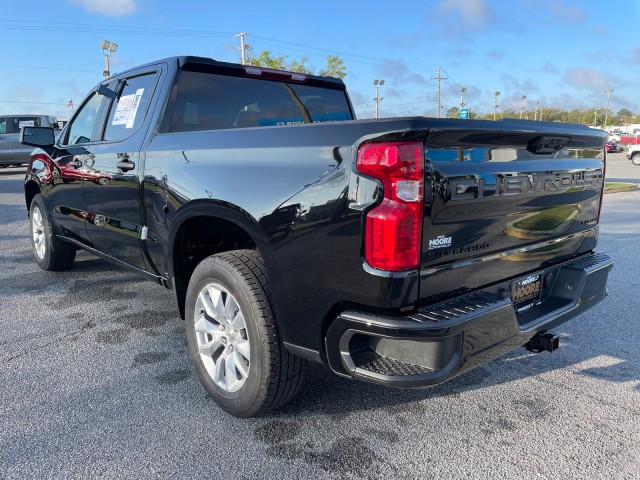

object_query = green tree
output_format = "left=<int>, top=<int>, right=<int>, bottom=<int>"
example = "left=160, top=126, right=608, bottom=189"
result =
left=288, top=56, right=313, bottom=74
left=248, top=50, right=289, bottom=70
left=318, top=55, right=346, bottom=79
left=539, top=108, right=563, bottom=122
left=613, top=108, right=637, bottom=125
left=565, top=108, right=584, bottom=124
left=583, top=107, right=602, bottom=127
left=244, top=46, right=346, bottom=79
left=446, top=106, right=460, bottom=118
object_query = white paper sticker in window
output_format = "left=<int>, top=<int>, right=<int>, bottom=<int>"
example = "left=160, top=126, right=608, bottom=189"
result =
left=18, top=120, right=35, bottom=128
left=112, top=88, right=144, bottom=128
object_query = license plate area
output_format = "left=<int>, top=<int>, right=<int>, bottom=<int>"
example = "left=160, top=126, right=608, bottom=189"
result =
left=510, top=274, right=542, bottom=313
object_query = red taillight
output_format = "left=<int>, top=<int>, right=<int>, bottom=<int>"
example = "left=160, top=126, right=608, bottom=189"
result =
left=357, top=142, right=424, bottom=271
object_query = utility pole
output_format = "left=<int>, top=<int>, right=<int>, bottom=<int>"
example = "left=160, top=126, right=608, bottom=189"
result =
left=432, top=66, right=447, bottom=118
left=493, top=91, right=500, bottom=121
left=579, top=104, right=583, bottom=124
left=235, top=32, right=247, bottom=65
left=604, top=88, right=614, bottom=130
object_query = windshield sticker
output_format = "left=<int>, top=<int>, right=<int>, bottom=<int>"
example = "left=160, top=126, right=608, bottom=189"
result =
left=112, top=88, right=144, bottom=128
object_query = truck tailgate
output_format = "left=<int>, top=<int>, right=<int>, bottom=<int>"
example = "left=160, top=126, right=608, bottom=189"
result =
left=419, top=120, right=605, bottom=302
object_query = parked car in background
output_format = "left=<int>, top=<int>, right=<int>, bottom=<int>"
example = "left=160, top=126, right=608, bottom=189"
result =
left=619, top=134, right=640, bottom=146
left=605, top=140, right=619, bottom=153
left=0, top=115, right=59, bottom=167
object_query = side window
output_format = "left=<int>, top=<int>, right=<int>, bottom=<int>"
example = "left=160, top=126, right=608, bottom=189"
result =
left=13, top=116, right=40, bottom=132
left=103, top=73, right=157, bottom=142
left=67, top=93, right=104, bottom=145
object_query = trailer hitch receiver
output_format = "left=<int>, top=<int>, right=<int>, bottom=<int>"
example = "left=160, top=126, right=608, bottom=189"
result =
left=525, top=331, right=560, bottom=353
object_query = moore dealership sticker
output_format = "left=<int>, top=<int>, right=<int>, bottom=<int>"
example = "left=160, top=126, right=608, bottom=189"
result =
left=428, top=235, right=453, bottom=250
left=511, top=274, right=542, bottom=312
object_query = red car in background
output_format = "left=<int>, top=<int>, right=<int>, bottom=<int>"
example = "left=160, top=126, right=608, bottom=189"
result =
left=605, top=141, right=619, bottom=153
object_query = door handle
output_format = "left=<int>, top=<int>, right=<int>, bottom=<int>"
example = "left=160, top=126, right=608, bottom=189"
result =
left=116, top=160, right=135, bottom=172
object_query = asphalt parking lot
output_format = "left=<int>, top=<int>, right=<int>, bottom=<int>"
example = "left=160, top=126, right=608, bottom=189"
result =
left=1, top=153, right=638, bottom=479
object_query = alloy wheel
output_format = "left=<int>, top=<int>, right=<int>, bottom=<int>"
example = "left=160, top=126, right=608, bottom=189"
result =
left=194, top=282, right=251, bottom=392
left=31, top=206, right=46, bottom=260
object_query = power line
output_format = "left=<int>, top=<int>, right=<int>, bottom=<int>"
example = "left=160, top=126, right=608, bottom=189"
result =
left=0, top=63, right=96, bottom=73
left=0, top=19, right=235, bottom=38
left=0, top=100, right=69, bottom=105
left=442, top=68, right=493, bottom=112
left=246, top=33, right=439, bottom=71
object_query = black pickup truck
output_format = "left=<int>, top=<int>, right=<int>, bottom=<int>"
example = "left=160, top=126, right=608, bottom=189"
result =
left=21, top=56, right=613, bottom=417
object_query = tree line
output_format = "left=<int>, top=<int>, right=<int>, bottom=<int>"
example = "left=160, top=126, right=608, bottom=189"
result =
left=242, top=43, right=346, bottom=79
left=447, top=106, right=639, bottom=126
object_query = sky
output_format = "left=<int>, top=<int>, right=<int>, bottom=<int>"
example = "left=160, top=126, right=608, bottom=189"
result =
left=1, top=0, right=639, bottom=121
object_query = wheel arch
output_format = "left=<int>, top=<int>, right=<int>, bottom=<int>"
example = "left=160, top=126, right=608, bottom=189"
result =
left=24, top=179, right=42, bottom=213
left=167, top=200, right=280, bottom=320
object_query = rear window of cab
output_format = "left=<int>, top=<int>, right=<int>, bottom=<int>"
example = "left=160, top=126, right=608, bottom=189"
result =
left=165, top=70, right=352, bottom=133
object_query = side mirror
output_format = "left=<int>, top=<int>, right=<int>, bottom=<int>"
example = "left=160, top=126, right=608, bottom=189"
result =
left=20, top=126, right=55, bottom=148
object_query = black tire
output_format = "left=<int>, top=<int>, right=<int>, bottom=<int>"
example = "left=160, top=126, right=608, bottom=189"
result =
left=632, top=154, right=640, bottom=166
left=185, top=250, right=305, bottom=417
left=29, top=194, right=76, bottom=271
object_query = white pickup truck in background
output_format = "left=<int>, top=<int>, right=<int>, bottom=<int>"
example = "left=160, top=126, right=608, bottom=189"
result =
left=626, top=144, right=640, bottom=166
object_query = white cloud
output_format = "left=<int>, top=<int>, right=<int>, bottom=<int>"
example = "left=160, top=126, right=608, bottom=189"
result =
left=70, top=0, right=137, bottom=17
left=563, top=67, right=616, bottom=91
left=501, top=74, right=540, bottom=95
left=437, top=0, right=494, bottom=29
left=549, top=2, right=586, bottom=24
left=626, top=47, right=640, bottom=63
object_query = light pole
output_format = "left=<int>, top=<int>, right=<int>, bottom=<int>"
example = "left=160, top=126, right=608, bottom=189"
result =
left=493, top=91, right=500, bottom=121
left=373, top=79, right=385, bottom=119
left=101, top=40, right=118, bottom=78
left=460, top=87, right=467, bottom=112
left=535, top=101, right=539, bottom=121
left=519, top=95, right=527, bottom=119
left=604, top=88, right=614, bottom=130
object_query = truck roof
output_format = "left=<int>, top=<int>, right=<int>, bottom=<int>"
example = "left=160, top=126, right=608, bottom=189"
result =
left=110, top=55, right=347, bottom=87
